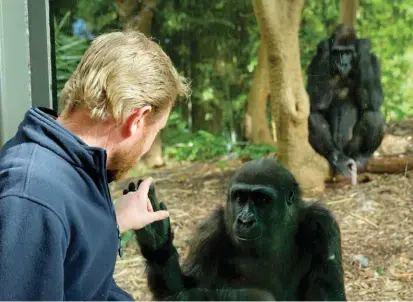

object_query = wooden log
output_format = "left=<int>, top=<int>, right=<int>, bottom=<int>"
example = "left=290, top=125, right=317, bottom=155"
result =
left=326, top=173, right=376, bottom=187
left=364, top=155, right=413, bottom=174
left=326, top=155, right=413, bottom=186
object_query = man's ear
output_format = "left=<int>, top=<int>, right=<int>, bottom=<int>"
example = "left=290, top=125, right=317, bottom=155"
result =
left=121, top=105, right=152, bottom=137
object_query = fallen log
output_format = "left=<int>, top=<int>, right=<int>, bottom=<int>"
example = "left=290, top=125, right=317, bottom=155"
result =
left=326, top=155, right=413, bottom=186
left=364, top=155, right=413, bottom=174
left=326, top=173, right=376, bottom=187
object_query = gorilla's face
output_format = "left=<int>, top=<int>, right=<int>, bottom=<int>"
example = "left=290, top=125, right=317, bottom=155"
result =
left=331, top=43, right=357, bottom=78
left=224, top=159, right=300, bottom=252
left=228, top=187, right=272, bottom=242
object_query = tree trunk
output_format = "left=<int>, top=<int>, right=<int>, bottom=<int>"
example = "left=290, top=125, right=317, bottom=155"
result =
left=253, top=0, right=330, bottom=195
left=339, top=0, right=359, bottom=25
left=116, top=0, right=156, bottom=35
left=191, top=102, right=222, bottom=136
left=245, top=42, right=274, bottom=144
left=116, top=0, right=165, bottom=168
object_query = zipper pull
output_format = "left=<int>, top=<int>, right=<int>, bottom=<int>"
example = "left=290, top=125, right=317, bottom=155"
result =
left=117, top=223, right=123, bottom=258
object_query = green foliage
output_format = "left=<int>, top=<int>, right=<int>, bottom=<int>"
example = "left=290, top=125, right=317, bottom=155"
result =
left=164, top=130, right=228, bottom=161
left=163, top=128, right=276, bottom=162
left=356, top=1, right=413, bottom=121
left=160, top=111, right=192, bottom=146
left=53, top=0, right=413, bottom=163
left=153, top=0, right=257, bottom=136
left=121, top=230, right=134, bottom=247
left=76, top=0, right=119, bottom=33
left=235, top=143, right=276, bottom=160
left=54, top=12, right=90, bottom=99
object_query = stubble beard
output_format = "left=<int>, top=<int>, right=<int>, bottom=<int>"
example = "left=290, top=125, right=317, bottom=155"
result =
left=107, top=143, right=144, bottom=182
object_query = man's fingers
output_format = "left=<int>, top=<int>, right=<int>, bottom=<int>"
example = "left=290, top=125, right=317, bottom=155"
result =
left=137, top=177, right=153, bottom=196
left=149, top=210, right=169, bottom=223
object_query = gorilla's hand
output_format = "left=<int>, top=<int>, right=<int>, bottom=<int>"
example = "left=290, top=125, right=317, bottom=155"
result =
left=136, top=201, right=171, bottom=252
left=127, top=180, right=172, bottom=252
left=329, top=151, right=357, bottom=177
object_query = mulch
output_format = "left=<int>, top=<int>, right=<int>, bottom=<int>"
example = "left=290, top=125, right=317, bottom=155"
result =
left=111, top=118, right=413, bottom=301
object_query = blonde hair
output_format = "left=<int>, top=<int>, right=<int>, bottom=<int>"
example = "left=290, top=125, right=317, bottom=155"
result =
left=59, top=31, right=190, bottom=122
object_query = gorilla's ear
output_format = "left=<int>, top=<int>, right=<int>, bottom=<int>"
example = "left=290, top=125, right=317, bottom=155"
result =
left=317, top=40, right=330, bottom=55
left=315, top=40, right=331, bottom=64
left=286, top=190, right=295, bottom=205
left=356, top=38, right=371, bottom=54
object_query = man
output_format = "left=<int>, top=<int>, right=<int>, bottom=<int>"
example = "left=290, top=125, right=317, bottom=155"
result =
left=0, top=31, right=190, bottom=300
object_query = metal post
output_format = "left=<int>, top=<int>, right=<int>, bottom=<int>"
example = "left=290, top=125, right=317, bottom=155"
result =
left=0, top=0, right=32, bottom=145
left=0, top=0, right=54, bottom=146
left=27, top=0, right=54, bottom=110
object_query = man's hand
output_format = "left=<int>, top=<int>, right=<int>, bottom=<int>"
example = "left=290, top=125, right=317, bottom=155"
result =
left=131, top=180, right=172, bottom=252
left=115, top=177, right=169, bottom=234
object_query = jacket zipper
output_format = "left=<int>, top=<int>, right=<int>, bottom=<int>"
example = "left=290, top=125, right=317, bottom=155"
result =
left=100, top=151, right=123, bottom=258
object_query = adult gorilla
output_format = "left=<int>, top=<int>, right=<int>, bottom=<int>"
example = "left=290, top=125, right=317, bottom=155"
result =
left=307, top=23, right=386, bottom=179
left=123, top=159, right=346, bottom=301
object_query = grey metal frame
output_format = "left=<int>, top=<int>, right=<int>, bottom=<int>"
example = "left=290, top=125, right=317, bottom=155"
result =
left=0, top=0, right=54, bottom=146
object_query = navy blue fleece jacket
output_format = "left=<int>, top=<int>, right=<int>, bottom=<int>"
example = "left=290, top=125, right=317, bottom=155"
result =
left=0, top=107, right=134, bottom=300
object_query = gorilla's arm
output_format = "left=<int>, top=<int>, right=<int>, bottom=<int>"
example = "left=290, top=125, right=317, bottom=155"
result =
left=296, top=203, right=347, bottom=301
left=306, top=40, right=334, bottom=112
left=306, top=40, right=349, bottom=169
left=138, top=231, right=189, bottom=300
left=140, top=208, right=224, bottom=300
left=140, top=208, right=272, bottom=301
left=355, top=39, right=384, bottom=111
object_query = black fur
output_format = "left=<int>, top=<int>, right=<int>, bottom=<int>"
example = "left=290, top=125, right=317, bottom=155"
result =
left=132, top=159, right=347, bottom=301
left=307, top=24, right=385, bottom=176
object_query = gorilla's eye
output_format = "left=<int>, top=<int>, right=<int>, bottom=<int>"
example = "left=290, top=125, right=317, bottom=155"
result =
left=260, top=196, right=271, bottom=205
left=233, top=192, right=246, bottom=204
left=254, top=193, right=271, bottom=206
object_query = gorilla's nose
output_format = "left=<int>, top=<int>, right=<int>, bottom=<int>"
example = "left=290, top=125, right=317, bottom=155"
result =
left=237, top=215, right=257, bottom=229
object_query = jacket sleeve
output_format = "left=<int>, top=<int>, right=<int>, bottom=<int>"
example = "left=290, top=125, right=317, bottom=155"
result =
left=0, top=195, right=68, bottom=300
left=108, top=278, right=135, bottom=301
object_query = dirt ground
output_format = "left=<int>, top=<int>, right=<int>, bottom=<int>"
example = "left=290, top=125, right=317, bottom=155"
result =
left=111, top=119, right=413, bottom=301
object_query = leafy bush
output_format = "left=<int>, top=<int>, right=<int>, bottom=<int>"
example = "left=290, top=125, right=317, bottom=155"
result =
left=235, top=143, right=276, bottom=160
left=54, top=12, right=90, bottom=100
left=163, top=128, right=276, bottom=162
left=164, top=130, right=229, bottom=161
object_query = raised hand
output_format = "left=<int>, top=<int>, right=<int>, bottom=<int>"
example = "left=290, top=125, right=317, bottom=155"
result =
left=123, top=179, right=172, bottom=252
left=115, top=178, right=169, bottom=234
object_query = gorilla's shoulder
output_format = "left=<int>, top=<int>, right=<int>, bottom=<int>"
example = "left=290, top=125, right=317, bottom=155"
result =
left=296, top=201, right=342, bottom=257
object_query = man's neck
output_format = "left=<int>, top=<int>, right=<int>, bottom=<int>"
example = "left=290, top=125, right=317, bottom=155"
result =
left=56, top=109, right=119, bottom=165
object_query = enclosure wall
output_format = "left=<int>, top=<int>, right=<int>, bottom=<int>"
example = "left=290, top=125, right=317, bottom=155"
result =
left=0, top=0, right=54, bottom=146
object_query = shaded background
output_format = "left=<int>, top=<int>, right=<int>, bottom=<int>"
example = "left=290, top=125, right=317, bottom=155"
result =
left=49, top=0, right=413, bottom=300
left=50, top=0, right=413, bottom=163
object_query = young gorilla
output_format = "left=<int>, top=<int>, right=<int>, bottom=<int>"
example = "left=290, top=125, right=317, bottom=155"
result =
left=124, top=159, right=346, bottom=301
left=307, top=23, right=386, bottom=179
